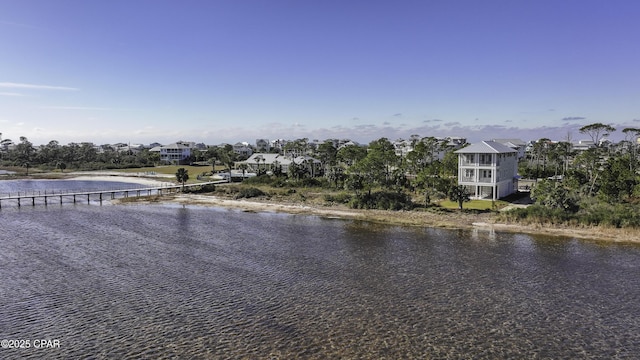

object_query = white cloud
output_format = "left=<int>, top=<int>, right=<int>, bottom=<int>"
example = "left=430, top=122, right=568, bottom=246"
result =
left=0, top=82, right=79, bottom=91
left=0, top=92, right=26, bottom=97
left=41, top=106, right=112, bottom=111
left=0, top=20, right=39, bottom=29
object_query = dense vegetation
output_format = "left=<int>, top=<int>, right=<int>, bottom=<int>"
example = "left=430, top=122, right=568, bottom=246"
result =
left=3, top=123, right=640, bottom=228
left=499, top=124, right=640, bottom=228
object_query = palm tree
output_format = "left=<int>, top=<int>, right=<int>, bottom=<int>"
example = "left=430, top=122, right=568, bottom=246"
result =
left=175, top=168, right=189, bottom=190
left=254, top=155, right=262, bottom=173
left=209, top=157, right=217, bottom=172
left=237, top=163, right=249, bottom=180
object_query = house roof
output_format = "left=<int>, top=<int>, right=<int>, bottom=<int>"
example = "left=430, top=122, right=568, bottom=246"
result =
left=454, top=141, right=517, bottom=154
left=246, top=153, right=291, bottom=165
left=293, top=155, right=321, bottom=164
left=162, top=143, right=190, bottom=149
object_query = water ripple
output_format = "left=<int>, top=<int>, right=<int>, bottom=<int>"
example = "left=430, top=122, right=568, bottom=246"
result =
left=0, top=205, right=639, bottom=359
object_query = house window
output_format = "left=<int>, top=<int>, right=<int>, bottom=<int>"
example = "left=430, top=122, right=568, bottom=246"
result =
left=480, top=154, right=492, bottom=163
left=465, top=169, right=474, bottom=178
left=483, top=170, right=491, bottom=178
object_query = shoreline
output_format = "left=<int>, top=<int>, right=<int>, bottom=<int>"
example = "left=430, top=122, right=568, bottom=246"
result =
left=117, top=193, right=640, bottom=244
left=68, top=174, right=174, bottom=187
left=5, top=172, right=639, bottom=244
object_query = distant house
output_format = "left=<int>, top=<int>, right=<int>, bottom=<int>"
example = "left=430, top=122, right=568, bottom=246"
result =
left=270, top=139, right=290, bottom=152
left=393, top=136, right=466, bottom=160
left=337, top=140, right=360, bottom=150
left=255, top=139, right=271, bottom=153
left=293, top=155, right=323, bottom=177
left=114, top=143, right=144, bottom=154
left=232, top=142, right=253, bottom=158
left=492, top=138, right=527, bottom=160
left=243, top=153, right=292, bottom=174
left=241, top=153, right=322, bottom=176
left=0, top=138, right=15, bottom=152
left=572, top=140, right=596, bottom=152
left=150, top=143, right=192, bottom=164
left=393, top=139, right=413, bottom=157
left=455, top=141, right=518, bottom=200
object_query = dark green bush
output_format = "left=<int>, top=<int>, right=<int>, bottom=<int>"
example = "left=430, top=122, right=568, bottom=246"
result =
left=324, top=192, right=352, bottom=204
left=183, top=183, right=215, bottom=193
left=298, top=177, right=323, bottom=187
left=244, top=175, right=276, bottom=185
left=500, top=204, right=572, bottom=224
left=349, top=191, right=413, bottom=210
left=234, top=187, right=265, bottom=199
left=577, top=202, right=640, bottom=228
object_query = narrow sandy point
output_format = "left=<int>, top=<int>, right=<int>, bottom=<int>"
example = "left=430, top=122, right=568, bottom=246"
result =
left=70, top=175, right=174, bottom=187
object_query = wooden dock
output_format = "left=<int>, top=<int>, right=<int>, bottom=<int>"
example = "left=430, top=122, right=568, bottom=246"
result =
left=0, top=181, right=220, bottom=208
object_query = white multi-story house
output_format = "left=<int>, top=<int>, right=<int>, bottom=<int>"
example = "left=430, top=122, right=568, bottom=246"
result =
left=393, top=138, right=413, bottom=157
left=455, top=141, right=518, bottom=200
left=232, top=142, right=253, bottom=158
left=150, top=143, right=192, bottom=164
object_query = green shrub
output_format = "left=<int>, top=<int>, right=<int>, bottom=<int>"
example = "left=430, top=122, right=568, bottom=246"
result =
left=349, top=191, right=413, bottom=210
left=244, top=175, right=276, bottom=185
left=324, top=192, right=352, bottom=204
left=234, top=187, right=265, bottom=199
left=183, top=183, right=215, bottom=193
left=243, top=175, right=291, bottom=188
left=298, top=177, right=323, bottom=187
left=499, top=204, right=572, bottom=225
left=498, top=199, right=640, bottom=229
left=576, top=201, right=640, bottom=228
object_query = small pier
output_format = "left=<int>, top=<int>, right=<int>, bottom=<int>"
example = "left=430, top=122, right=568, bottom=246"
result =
left=0, top=181, right=219, bottom=208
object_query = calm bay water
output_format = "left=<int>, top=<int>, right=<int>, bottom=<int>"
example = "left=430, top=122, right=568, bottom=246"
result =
left=0, top=179, right=158, bottom=198
left=1, top=181, right=639, bottom=358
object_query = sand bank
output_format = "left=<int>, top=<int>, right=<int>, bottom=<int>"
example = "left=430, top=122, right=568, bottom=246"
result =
left=69, top=174, right=174, bottom=187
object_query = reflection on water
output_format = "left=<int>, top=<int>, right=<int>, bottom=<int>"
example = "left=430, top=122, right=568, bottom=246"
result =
left=1, top=204, right=639, bottom=359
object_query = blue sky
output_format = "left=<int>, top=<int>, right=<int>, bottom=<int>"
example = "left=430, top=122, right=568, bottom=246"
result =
left=1, top=0, right=639, bottom=146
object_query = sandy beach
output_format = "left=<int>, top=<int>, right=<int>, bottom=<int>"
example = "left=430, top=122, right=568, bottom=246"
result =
left=69, top=173, right=175, bottom=187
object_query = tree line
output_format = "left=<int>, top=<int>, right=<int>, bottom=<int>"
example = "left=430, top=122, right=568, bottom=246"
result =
left=0, top=138, right=161, bottom=171
left=5, top=124, right=640, bottom=227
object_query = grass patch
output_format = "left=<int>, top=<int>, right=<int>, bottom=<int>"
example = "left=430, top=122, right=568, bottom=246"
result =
left=439, top=199, right=509, bottom=210
left=105, top=165, right=225, bottom=184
